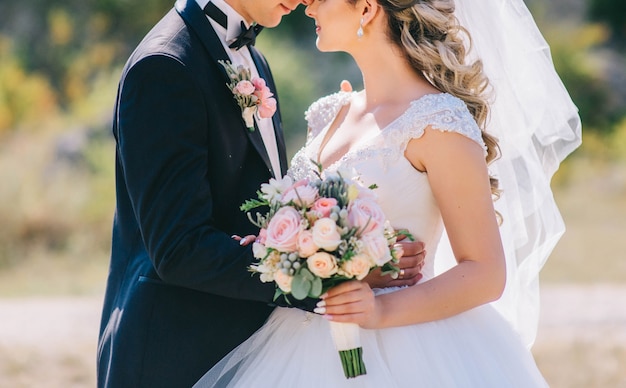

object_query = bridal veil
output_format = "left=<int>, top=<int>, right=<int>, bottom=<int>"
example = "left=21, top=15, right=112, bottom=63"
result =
left=434, top=0, right=582, bottom=347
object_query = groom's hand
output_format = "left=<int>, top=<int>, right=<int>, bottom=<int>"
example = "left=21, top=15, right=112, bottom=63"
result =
left=363, top=239, right=426, bottom=289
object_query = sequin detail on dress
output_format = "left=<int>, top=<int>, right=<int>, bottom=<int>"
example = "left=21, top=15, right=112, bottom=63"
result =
left=291, top=93, right=487, bottom=181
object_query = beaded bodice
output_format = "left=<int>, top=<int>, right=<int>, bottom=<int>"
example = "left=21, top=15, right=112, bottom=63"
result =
left=289, top=92, right=485, bottom=278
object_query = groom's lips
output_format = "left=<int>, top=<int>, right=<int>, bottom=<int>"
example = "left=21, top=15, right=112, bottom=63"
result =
left=279, top=3, right=293, bottom=13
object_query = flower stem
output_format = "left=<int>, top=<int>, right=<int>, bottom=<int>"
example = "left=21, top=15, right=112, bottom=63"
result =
left=338, top=347, right=367, bottom=378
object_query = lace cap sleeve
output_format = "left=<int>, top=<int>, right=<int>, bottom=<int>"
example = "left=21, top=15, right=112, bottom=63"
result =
left=387, top=93, right=487, bottom=154
left=304, top=91, right=353, bottom=142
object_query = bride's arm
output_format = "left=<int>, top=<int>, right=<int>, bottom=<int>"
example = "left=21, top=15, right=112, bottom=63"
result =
left=318, top=127, right=506, bottom=329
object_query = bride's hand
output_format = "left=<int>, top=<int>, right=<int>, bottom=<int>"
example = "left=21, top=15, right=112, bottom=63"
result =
left=315, top=281, right=382, bottom=329
left=364, top=239, right=426, bottom=289
left=231, top=234, right=257, bottom=246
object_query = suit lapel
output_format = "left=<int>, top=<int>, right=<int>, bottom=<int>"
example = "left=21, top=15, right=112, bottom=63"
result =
left=175, top=0, right=274, bottom=175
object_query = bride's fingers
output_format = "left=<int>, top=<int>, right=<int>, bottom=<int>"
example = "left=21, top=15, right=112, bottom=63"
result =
left=324, top=312, right=367, bottom=324
left=321, top=300, right=372, bottom=316
left=317, top=283, right=374, bottom=315
left=322, top=281, right=364, bottom=299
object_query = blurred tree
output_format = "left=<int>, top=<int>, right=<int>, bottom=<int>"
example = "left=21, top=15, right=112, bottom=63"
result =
left=588, top=0, right=626, bottom=43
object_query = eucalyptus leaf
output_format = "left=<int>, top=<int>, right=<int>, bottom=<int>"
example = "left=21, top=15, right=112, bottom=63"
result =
left=300, top=267, right=315, bottom=282
left=291, top=273, right=312, bottom=300
left=309, top=276, right=323, bottom=298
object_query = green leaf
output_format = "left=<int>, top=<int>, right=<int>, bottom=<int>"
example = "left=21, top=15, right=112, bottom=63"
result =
left=291, top=273, right=312, bottom=300
left=240, top=198, right=267, bottom=212
left=309, top=276, right=323, bottom=298
left=273, top=287, right=288, bottom=303
left=300, top=267, right=315, bottom=282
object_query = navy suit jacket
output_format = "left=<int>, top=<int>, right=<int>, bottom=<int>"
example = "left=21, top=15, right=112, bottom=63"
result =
left=97, top=1, right=297, bottom=386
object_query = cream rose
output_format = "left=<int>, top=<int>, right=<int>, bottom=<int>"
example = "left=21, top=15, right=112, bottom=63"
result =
left=265, top=207, right=302, bottom=252
left=274, top=270, right=293, bottom=293
left=297, top=230, right=319, bottom=258
left=312, top=218, right=342, bottom=251
left=307, top=252, right=338, bottom=278
left=360, top=232, right=392, bottom=266
left=341, top=254, right=372, bottom=280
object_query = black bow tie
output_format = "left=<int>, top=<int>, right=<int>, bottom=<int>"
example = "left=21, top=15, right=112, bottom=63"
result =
left=204, top=2, right=264, bottom=50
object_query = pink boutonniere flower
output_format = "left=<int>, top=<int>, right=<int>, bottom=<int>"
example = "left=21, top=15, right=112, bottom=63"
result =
left=218, top=60, right=277, bottom=131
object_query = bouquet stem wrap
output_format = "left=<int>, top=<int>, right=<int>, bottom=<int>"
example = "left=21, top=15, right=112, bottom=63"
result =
left=329, top=321, right=366, bottom=378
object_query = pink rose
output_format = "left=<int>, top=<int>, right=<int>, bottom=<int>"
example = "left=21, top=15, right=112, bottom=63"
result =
left=306, top=252, right=338, bottom=279
left=360, top=232, right=392, bottom=266
left=281, top=185, right=317, bottom=208
left=258, top=228, right=268, bottom=245
left=311, top=197, right=337, bottom=218
left=252, top=78, right=270, bottom=96
left=297, top=230, right=319, bottom=258
left=265, top=207, right=302, bottom=252
left=341, top=254, right=372, bottom=280
left=312, top=218, right=342, bottom=251
left=234, top=80, right=255, bottom=95
left=348, top=198, right=386, bottom=235
left=281, top=182, right=318, bottom=207
left=252, top=77, right=277, bottom=118
left=257, top=96, right=277, bottom=118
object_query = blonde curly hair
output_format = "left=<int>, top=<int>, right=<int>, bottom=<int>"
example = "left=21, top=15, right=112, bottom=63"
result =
left=366, top=0, right=501, bottom=200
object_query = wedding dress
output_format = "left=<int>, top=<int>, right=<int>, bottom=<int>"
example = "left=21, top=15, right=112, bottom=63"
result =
left=194, top=91, right=549, bottom=387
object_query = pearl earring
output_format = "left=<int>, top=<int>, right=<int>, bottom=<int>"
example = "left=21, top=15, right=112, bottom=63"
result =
left=357, top=18, right=364, bottom=39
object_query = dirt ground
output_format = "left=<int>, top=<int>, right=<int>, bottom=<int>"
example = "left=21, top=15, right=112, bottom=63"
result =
left=1, top=284, right=625, bottom=388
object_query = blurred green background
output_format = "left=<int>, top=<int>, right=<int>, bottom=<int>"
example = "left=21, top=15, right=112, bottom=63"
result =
left=0, top=0, right=624, bottom=387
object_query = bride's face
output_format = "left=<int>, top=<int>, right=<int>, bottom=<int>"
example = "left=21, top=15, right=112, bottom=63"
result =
left=305, top=0, right=362, bottom=52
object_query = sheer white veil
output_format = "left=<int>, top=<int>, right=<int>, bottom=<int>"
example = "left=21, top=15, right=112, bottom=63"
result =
left=435, top=0, right=582, bottom=347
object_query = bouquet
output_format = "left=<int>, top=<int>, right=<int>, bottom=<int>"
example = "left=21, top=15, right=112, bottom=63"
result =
left=241, top=163, right=406, bottom=378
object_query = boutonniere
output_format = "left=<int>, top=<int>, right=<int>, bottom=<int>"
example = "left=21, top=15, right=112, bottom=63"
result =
left=218, top=60, right=277, bottom=131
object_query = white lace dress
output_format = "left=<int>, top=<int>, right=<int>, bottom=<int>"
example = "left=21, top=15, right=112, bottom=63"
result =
left=194, top=92, right=548, bottom=387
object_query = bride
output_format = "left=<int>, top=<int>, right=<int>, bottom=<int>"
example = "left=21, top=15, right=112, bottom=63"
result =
left=195, top=0, right=581, bottom=386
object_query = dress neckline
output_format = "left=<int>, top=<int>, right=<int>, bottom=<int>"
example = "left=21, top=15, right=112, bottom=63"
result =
left=315, top=92, right=448, bottom=171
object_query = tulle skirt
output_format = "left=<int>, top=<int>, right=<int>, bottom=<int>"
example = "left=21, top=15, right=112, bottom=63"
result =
left=193, top=301, right=548, bottom=387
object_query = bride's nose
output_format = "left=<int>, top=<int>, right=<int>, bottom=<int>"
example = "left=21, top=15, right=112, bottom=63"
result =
left=304, top=0, right=317, bottom=16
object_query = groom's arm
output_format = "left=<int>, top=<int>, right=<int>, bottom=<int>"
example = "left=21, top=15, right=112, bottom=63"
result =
left=116, top=54, right=296, bottom=304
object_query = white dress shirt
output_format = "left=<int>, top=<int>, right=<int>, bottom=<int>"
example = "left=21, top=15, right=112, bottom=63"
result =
left=195, top=0, right=282, bottom=178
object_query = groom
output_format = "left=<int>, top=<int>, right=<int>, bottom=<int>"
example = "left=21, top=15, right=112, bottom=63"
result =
left=97, top=0, right=425, bottom=386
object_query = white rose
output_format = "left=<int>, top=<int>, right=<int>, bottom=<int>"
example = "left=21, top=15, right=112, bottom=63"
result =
left=341, top=254, right=372, bottom=280
left=312, top=218, right=343, bottom=251
left=306, top=252, right=338, bottom=278
left=252, top=242, right=267, bottom=259
left=360, top=232, right=392, bottom=266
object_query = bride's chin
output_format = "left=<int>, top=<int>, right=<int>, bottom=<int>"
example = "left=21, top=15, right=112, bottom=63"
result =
left=314, top=40, right=334, bottom=53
